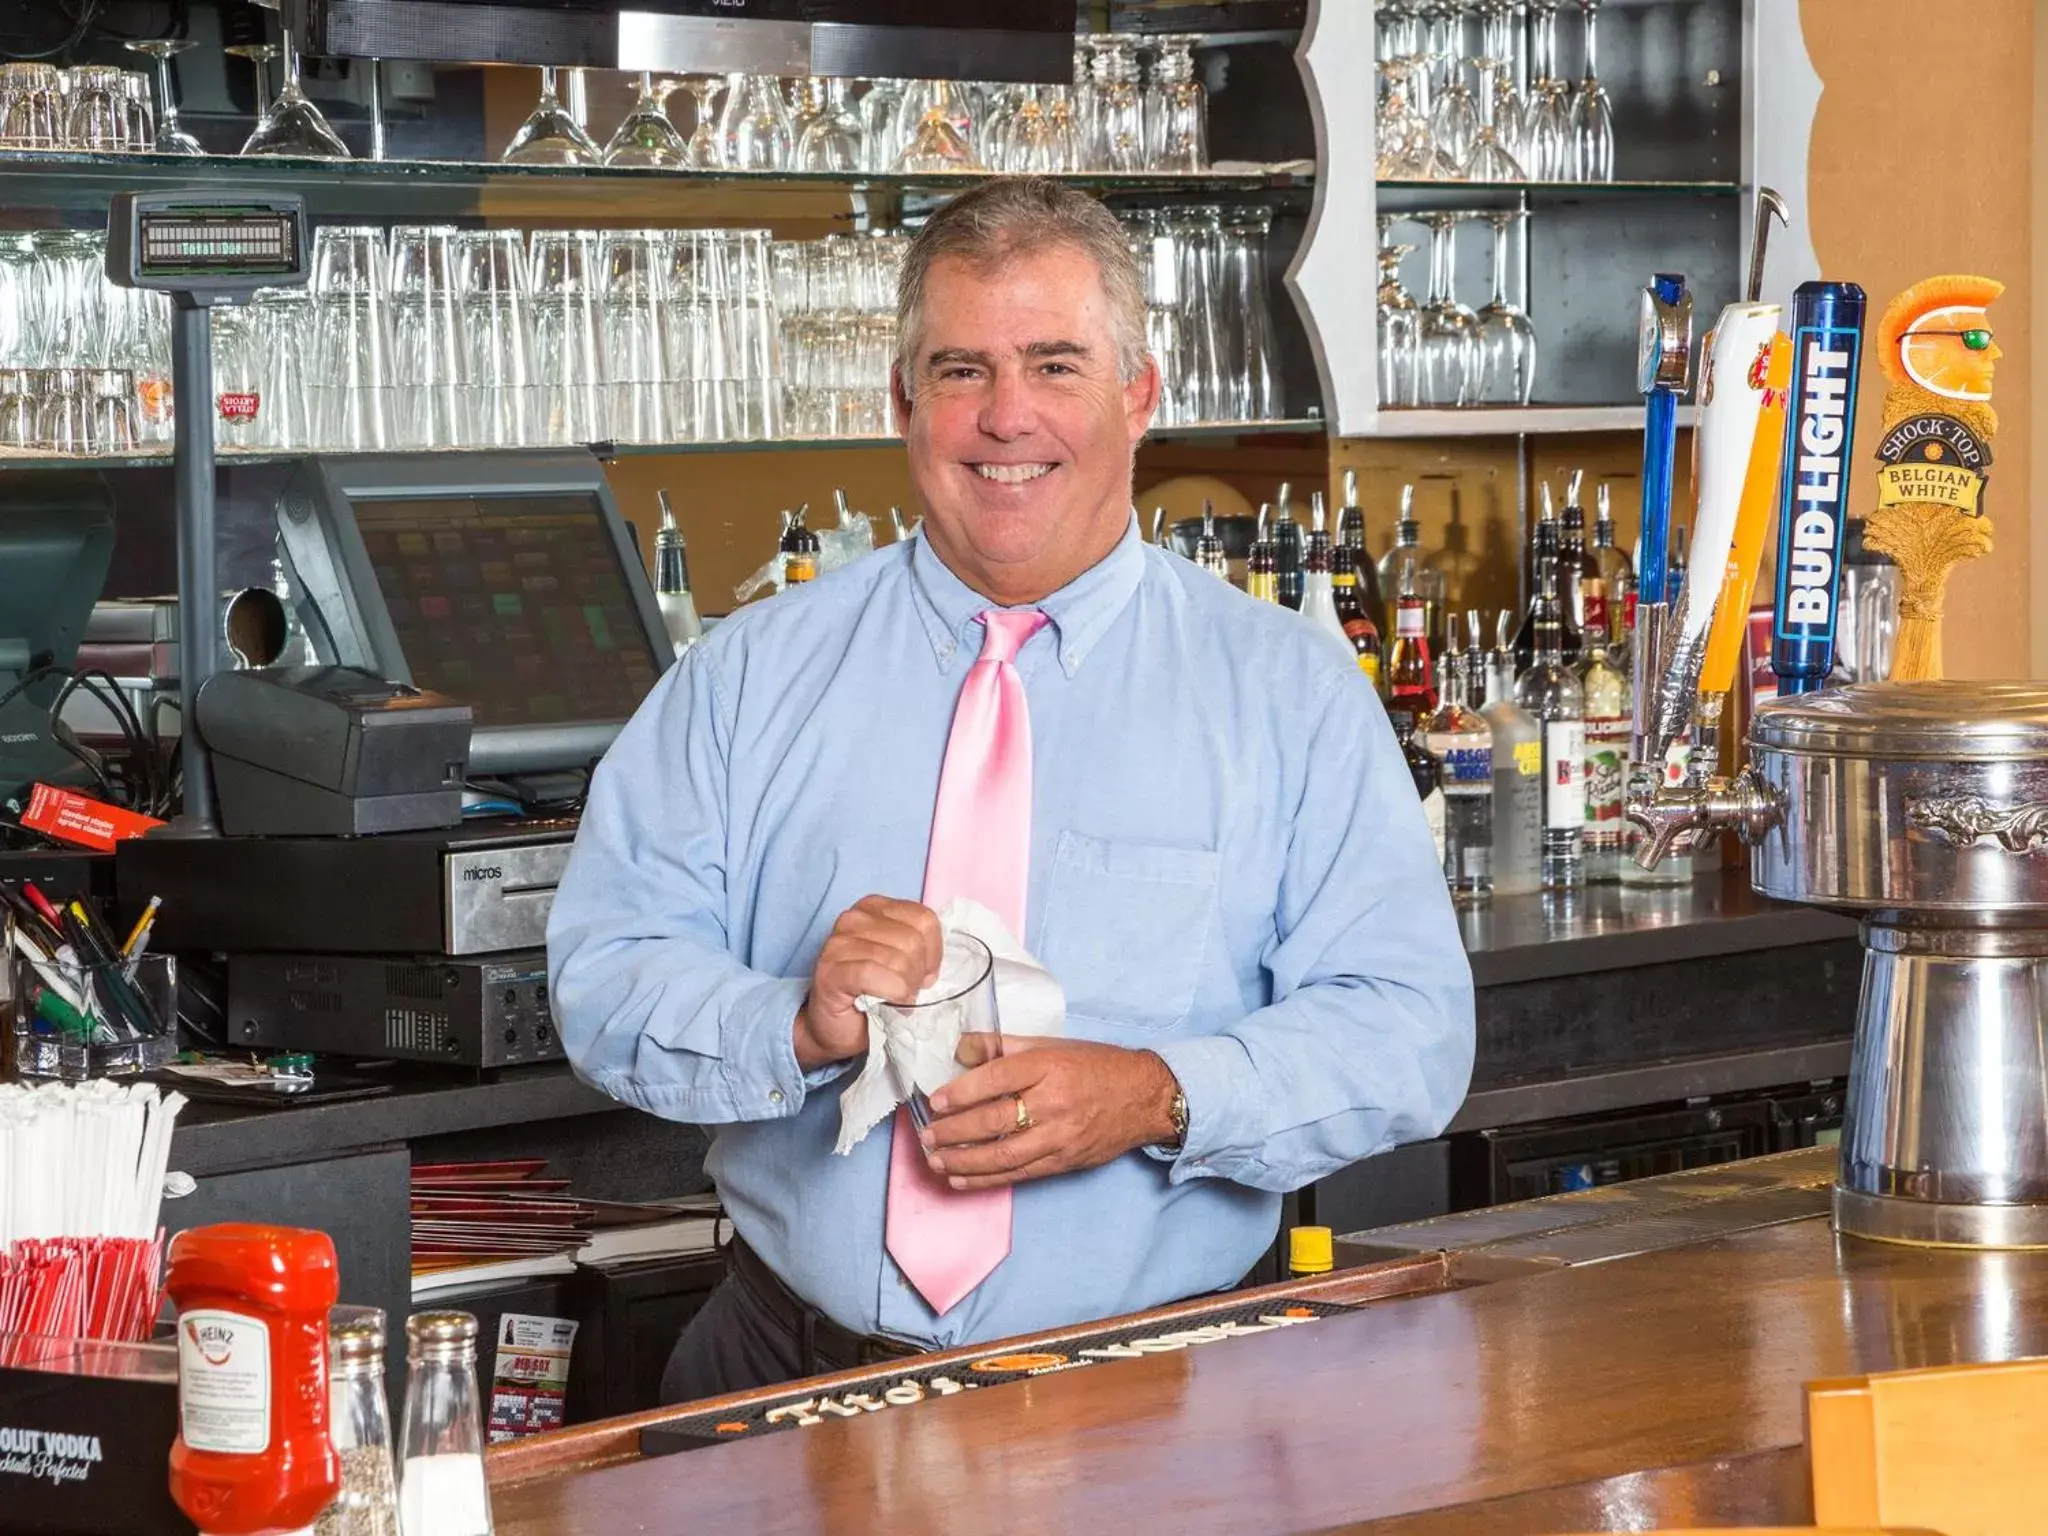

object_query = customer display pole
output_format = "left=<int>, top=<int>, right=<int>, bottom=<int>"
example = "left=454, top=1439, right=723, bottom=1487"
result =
left=104, top=190, right=310, bottom=835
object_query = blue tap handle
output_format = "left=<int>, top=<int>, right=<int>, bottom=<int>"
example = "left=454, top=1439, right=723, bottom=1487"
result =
left=1635, top=273, right=1691, bottom=607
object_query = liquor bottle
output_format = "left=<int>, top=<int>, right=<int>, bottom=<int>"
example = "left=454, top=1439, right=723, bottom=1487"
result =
left=1194, top=500, right=1230, bottom=580
left=1392, top=708, right=1446, bottom=870
left=1423, top=641, right=1494, bottom=903
left=1462, top=607, right=1489, bottom=710
left=1376, top=484, right=1444, bottom=648
left=1335, top=467, right=1386, bottom=623
left=1246, top=506, right=1281, bottom=605
left=1580, top=627, right=1630, bottom=882
left=1299, top=493, right=1346, bottom=642
left=1331, top=532, right=1382, bottom=689
left=1514, top=537, right=1585, bottom=891
left=654, top=490, right=704, bottom=656
left=1559, top=469, right=1601, bottom=642
left=1385, top=594, right=1435, bottom=731
left=1512, top=486, right=1583, bottom=673
left=780, top=505, right=819, bottom=586
left=1484, top=610, right=1544, bottom=897
left=1271, top=482, right=1305, bottom=611
left=1589, top=481, right=1632, bottom=651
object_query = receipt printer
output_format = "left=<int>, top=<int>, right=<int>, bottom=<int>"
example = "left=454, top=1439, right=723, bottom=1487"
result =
left=196, top=666, right=472, bottom=836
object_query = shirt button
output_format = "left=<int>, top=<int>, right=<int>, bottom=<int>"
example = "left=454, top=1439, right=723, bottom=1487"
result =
left=768, top=1088, right=785, bottom=1104
left=1065, top=651, right=1079, bottom=667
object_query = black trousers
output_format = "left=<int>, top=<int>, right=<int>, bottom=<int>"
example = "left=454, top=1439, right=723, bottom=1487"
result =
left=659, top=1270, right=810, bottom=1405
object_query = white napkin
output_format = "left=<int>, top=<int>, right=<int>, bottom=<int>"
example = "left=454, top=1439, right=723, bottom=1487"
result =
left=832, top=898, right=1065, bottom=1156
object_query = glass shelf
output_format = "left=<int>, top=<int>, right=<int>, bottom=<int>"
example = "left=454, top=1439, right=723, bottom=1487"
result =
left=0, top=417, right=1328, bottom=472
left=1376, top=179, right=1742, bottom=212
left=1365, top=404, right=1698, bottom=437
left=0, top=148, right=1313, bottom=221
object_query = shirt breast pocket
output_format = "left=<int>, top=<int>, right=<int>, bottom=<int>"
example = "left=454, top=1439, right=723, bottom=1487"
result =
left=1036, top=832, right=1221, bottom=1035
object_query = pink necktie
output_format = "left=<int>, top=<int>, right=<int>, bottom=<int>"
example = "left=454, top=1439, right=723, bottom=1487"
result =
left=885, top=607, right=1047, bottom=1316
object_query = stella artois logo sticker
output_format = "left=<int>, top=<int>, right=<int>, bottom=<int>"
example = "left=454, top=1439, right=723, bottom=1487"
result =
left=1874, top=412, right=1991, bottom=517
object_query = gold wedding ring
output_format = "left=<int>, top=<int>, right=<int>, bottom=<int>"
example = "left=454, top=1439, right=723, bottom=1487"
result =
left=1013, top=1094, right=1033, bottom=1133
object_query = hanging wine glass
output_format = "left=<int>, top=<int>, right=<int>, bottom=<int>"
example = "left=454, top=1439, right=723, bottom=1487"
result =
left=724, top=74, right=794, bottom=172
left=1417, top=212, right=1481, bottom=406
left=238, top=23, right=348, bottom=157
left=1376, top=61, right=1436, bottom=180
left=1475, top=209, right=1537, bottom=402
left=1377, top=231, right=1422, bottom=410
left=124, top=39, right=205, bottom=156
left=682, top=76, right=725, bottom=169
left=603, top=72, right=688, bottom=167
left=1427, top=1, right=1480, bottom=177
left=502, top=66, right=600, bottom=165
left=1524, top=0, right=1574, bottom=179
left=1570, top=0, right=1615, bottom=182
left=1465, top=24, right=1526, bottom=179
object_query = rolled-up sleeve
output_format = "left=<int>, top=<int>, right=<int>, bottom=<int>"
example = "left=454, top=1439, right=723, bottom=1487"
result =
left=546, top=642, right=816, bottom=1124
left=1151, top=675, right=1475, bottom=1192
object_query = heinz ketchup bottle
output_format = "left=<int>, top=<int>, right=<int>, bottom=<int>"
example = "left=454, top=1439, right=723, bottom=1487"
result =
left=167, top=1224, right=342, bottom=1536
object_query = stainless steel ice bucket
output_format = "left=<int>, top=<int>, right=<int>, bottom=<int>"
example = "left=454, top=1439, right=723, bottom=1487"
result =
left=1750, top=681, right=2048, bottom=1247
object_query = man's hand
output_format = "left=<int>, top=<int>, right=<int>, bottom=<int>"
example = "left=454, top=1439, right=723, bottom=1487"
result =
left=918, top=1040, right=1181, bottom=1189
left=794, top=896, right=943, bottom=1072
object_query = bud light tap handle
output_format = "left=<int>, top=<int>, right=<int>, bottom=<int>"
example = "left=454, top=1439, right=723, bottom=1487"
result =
left=1770, top=280, right=1867, bottom=695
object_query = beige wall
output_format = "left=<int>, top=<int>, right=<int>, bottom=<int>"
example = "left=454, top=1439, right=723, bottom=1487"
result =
left=1803, top=0, right=2033, bottom=680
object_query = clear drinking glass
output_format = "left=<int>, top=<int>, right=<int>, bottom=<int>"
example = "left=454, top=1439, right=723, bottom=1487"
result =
left=1417, top=212, right=1481, bottom=406
left=724, top=74, right=794, bottom=172
left=1146, top=34, right=1207, bottom=172
left=86, top=366, right=137, bottom=451
left=454, top=230, right=534, bottom=447
left=64, top=66, right=129, bottom=152
left=1087, top=37, right=1145, bottom=172
left=251, top=286, right=315, bottom=449
left=530, top=229, right=607, bottom=444
left=858, top=78, right=906, bottom=173
left=862, top=931, right=1003, bottom=1135
left=603, top=71, right=688, bottom=168
left=1222, top=206, right=1279, bottom=422
left=0, top=63, right=61, bottom=149
left=1376, top=61, right=1436, bottom=180
left=388, top=225, right=468, bottom=449
left=892, top=80, right=977, bottom=173
left=1476, top=209, right=1537, bottom=402
left=0, top=366, right=34, bottom=446
left=210, top=306, right=270, bottom=451
left=503, top=66, right=600, bottom=165
left=33, top=367, right=90, bottom=453
left=123, top=40, right=204, bottom=155
left=241, top=24, right=348, bottom=157
left=1377, top=232, right=1422, bottom=409
left=600, top=229, right=670, bottom=444
left=308, top=226, right=393, bottom=450
left=1167, top=205, right=1227, bottom=423
left=1570, top=0, right=1615, bottom=182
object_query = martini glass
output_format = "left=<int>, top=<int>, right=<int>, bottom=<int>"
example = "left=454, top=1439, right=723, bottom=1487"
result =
left=603, top=72, right=689, bottom=168
left=502, top=66, right=600, bottom=165
left=225, top=40, right=279, bottom=128
left=123, top=39, right=204, bottom=155
left=240, top=24, right=348, bottom=157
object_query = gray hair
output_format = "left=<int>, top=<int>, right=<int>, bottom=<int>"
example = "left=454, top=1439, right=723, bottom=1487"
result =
left=894, top=175, right=1151, bottom=385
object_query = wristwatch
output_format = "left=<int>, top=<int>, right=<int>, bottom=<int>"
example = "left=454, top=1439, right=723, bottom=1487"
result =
left=1161, top=1087, right=1189, bottom=1155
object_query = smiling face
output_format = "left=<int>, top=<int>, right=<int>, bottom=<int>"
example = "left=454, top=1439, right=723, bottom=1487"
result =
left=894, top=244, right=1159, bottom=606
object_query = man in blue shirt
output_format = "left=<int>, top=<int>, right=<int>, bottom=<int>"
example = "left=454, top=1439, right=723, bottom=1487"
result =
left=547, top=176, right=1474, bottom=1401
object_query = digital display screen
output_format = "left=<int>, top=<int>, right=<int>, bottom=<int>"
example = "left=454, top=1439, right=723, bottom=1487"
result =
left=353, top=494, right=662, bottom=730
left=137, top=209, right=301, bottom=277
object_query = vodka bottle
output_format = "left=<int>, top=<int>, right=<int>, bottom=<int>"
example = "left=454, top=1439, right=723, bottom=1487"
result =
left=1424, top=644, right=1494, bottom=903
left=1483, top=611, right=1543, bottom=897
left=1515, top=542, right=1585, bottom=890
left=1580, top=636, right=1630, bottom=882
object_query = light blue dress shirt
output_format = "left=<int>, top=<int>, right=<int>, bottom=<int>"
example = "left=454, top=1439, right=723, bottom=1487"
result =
left=547, top=517, right=1474, bottom=1348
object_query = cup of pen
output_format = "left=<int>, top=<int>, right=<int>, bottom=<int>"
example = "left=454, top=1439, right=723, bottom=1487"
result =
left=873, top=931, right=1003, bottom=1133
left=5, top=916, right=177, bottom=1083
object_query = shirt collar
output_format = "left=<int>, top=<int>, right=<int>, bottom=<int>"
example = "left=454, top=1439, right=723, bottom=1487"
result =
left=908, top=513, right=1146, bottom=677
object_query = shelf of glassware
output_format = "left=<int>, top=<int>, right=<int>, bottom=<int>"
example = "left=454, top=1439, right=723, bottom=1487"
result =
left=0, top=417, right=1330, bottom=472
left=0, top=148, right=1314, bottom=217
left=1365, top=403, right=1697, bottom=438
left=1374, top=179, right=1743, bottom=209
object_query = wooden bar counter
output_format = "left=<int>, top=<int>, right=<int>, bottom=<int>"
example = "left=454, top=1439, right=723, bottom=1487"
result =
left=485, top=1150, right=2048, bottom=1533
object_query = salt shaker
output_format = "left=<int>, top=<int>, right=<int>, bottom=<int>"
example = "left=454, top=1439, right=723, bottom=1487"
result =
left=398, top=1311, right=494, bottom=1536
left=320, top=1306, right=400, bottom=1536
